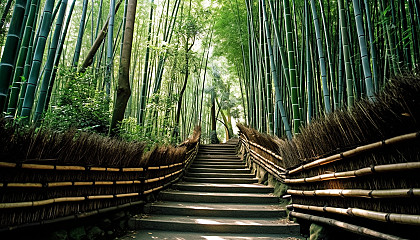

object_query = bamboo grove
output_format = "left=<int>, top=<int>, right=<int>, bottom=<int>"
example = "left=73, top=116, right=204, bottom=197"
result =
left=0, top=0, right=419, bottom=143
left=0, top=0, right=243, bottom=145
left=238, top=0, right=420, bottom=139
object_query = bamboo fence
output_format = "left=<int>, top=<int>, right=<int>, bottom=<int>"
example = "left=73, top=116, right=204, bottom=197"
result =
left=287, top=188, right=420, bottom=198
left=289, top=211, right=406, bottom=240
left=0, top=139, right=200, bottom=228
left=288, top=132, right=419, bottom=175
left=238, top=129, right=420, bottom=239
left=289, top=204, right=420, bottom=225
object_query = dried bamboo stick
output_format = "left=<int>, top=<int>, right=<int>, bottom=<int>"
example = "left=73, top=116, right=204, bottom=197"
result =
left=0, top=180, right=144, bottom=188
left=289, top=132, right=419, bottom=175
left=284, top=162, right=420, bottom=184
left=115, top=193, right=139, bottom=198
left=143, top=186, right=164, bottom=195
left=287, top=188, right=420, bottom=198
left=0, top=161, right=187, bottom=173
left=1, top=200, right=145, bottom=232
left=87, top=195, right=114, bottom=200
left=290, top=203, right=420, bottom=225
left=289, top=211, right=406, bottom=240
left=0, top=191, right=144, bottom=209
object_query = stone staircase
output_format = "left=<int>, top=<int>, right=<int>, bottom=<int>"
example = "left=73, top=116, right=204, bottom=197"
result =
left=125, top=140, right=301, bottom=239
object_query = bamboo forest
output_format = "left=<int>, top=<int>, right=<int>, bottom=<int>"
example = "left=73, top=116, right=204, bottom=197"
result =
left=0, top=0, right=419, bottom=239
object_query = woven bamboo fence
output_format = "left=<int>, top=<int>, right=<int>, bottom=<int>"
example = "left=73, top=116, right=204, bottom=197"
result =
left=236, top=76, right=420, bottom=240
left=0, top=123, right=200, bottom=231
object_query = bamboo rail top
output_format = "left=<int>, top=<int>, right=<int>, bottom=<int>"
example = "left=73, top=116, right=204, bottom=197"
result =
left=289, top=204, right=420, bottom=226
left=287, top=188, right=420, bottom=198
left=284, top=162, right=420, bottom=184
left=288, top=132, right=419, bottom=175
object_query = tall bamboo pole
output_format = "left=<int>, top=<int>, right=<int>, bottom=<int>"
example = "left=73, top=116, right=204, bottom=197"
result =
left=262, top=0, right=292, bottom=139
left=283, top=0, right=300, bottom=134
left=33, top=0, right=67, bottom=123
left=337, top=0, right=354, bottom=109
left=352, top=0, right=374, bottom=101
left=0, top=0, right=28, bottom=113
left=309, top=0, right=331, bottom=113
left=21, top=0, right=55, bottom=121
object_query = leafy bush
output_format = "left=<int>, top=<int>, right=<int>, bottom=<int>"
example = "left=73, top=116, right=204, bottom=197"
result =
left=42, top=68, right=110, bottom=133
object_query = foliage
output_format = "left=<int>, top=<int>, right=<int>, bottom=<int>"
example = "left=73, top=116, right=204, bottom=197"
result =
left=42, top=68, right=110, bottom=133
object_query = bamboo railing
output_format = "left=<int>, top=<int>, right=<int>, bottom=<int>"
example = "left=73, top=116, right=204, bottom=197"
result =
left=284, top=162, right=420, bottom=184
left=0, top=139, right=200, bottom=229
left=287, top=188, right=420, bottom=198
left=289, top=211, right=406, bottom=240
left=238, top=129, right=420, bottom=239
left=288, top=204, right=420, bottom=226
left=288, top=132, right=419, bottom=175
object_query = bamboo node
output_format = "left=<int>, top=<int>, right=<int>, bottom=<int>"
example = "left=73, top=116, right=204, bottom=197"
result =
left=370, top=164, right=376, bottom=173
left=385, top=213, right=391, bottom=222
left=346, top=208, right=354, bottom=216
left=408, top=188, right=414, bottom=197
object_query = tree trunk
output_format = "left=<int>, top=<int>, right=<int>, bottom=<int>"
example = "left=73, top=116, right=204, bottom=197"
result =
left=109, top=0, right=136, bottom=136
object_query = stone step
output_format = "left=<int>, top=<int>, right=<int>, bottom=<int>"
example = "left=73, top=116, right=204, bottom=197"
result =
left=192, top=161, right=245, bottom=166
left=200, top=144, right=237, bottom=148
left=173, top=183, right=273, bottom=193
left=183, top=177, right=258, bottom=184
left=186, top=172, right=256, bottom=179
left=121, top=230, right=301, bottom=240
left=187, top=168, right=251, bottom=174
left=129, top=215, right=299, bottom=234
left=196, top=154, right=239, bottom=158
left=194, top=158, right=242, bottom=162
left=190, top=164, right=248, bottom=169
left=144, top=202, right=286, bottom=218
left=160, top=191, right=278, bottom=203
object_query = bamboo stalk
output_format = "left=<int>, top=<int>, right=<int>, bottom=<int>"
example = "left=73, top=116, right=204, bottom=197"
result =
left=288, top=132, right=419, bottom=175
left=115, top=193, right=139, bottom=198
left=284, top=162, right=420, bottom=184
left=143, top=186, right=164, bottom=195
left=0, top=180, right=145, bottom=188
left=290, top=204, right=420, bottom=225
left=87, top=195, right=114, bottom=200
left=287, top=188, right=420, bottom=198
left=1, top=200, right=145, bottom=232
left=0, top=191, right=145, bottom=209
left=289, top=211, right=406, bottom=240
left=0, top=161, right=146, bottom=172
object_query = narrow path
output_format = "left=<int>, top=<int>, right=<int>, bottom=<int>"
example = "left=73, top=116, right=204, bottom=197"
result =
left=124, top=140, right=301, bottom=239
